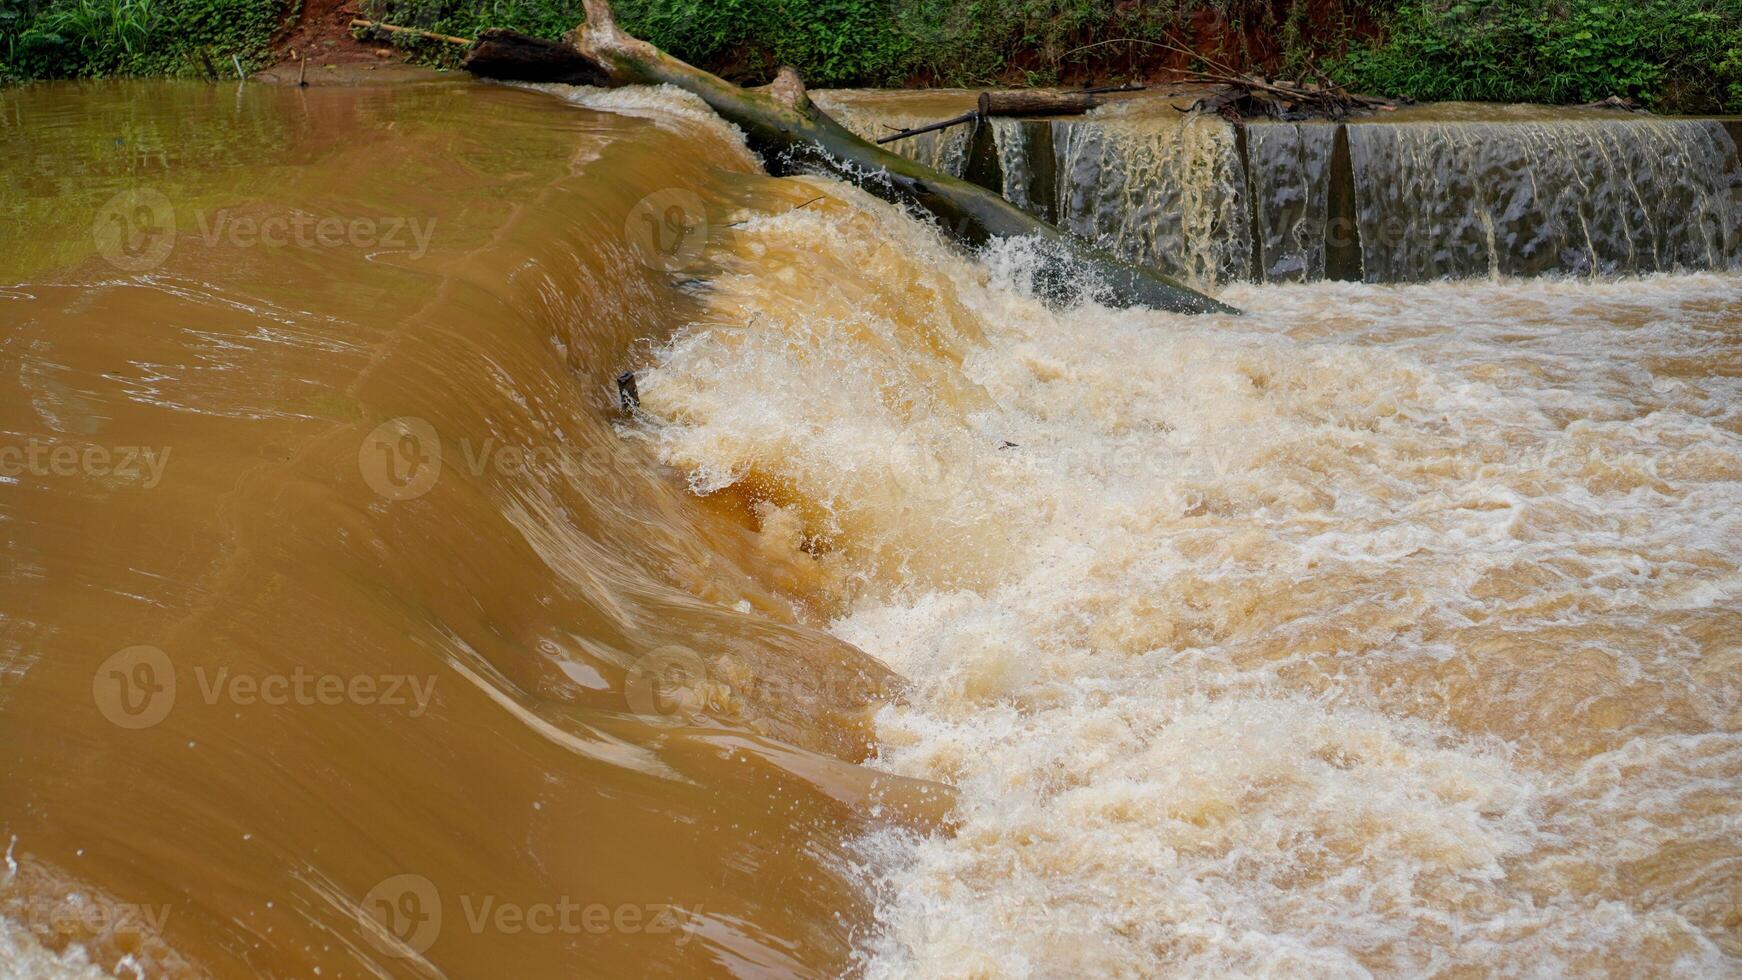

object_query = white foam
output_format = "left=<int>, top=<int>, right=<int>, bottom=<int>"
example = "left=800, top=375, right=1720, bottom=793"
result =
left=0, top=919, right=112, bottom=980
left=633, top=178, right=1742, bottom=974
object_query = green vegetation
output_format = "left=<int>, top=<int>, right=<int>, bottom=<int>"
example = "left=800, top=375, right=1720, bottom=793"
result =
left=1332, top=0, right=1742, bottom=112
left=3, top=0, right=1737, bottom=112
left=2, top=0, right=290, bottom=81
left=359, top=0, right=1338, bottom=87
left=358, top=0, right=1740, bottom=109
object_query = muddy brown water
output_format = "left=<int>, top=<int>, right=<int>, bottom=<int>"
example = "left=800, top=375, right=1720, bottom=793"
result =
left=2, top=77, right=1740, bottom=977
left=0, top=78, right=945, bottom=977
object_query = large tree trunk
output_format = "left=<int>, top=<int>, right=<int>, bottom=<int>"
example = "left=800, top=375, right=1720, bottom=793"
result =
left=463, top=28, right=609, bottom=85
left=510, top=0, right=1237, bottom=314
left=978, top=91, right=1099, bottom=117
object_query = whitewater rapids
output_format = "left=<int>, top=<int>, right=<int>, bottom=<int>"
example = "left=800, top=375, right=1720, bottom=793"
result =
left=632, top=173, right=1742, bottom=975
left=3, top=76, right=1737, bottom=977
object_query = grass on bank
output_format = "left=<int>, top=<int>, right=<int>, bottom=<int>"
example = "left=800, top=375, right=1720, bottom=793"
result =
left=1, top=0, right=291, bottom=81
left=4, top=0, right=1739, bottom=112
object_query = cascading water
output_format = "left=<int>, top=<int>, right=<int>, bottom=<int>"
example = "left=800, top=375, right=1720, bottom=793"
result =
left=1245, top=121, right=1338, bottom=282
left=823, top=90, right=1742, bottom=288
left=810, top=90, right=978, bottom=178
left=0, top=78, right=945, bottom=979
left=1049, top=103, right=1253, bottom=289
left=1346, top=112, right=1742, bottom=281
left=988, top=118, right=1041, bottom=217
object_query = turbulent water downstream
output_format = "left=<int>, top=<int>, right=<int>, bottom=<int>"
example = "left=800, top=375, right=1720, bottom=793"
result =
left=2, top=77, right=1741, bottom=977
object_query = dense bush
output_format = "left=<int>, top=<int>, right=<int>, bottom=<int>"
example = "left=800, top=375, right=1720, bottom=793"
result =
left=1, top=0, right=289, bottom=79
left=4, top=0, right=1737, bottom=112
left=357, top=0, right=1740, bottom=107
left=363, top=0, right=1329, bottom=87
left=1332, top=0, right=1742, bottom=112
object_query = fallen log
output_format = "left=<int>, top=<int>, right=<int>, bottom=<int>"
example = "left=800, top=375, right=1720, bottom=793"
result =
left=536, top=0, right=1235, bottom=314
left=978, top=90, right=1098, bottom=117
left=462, top=27, right=609, bottom=85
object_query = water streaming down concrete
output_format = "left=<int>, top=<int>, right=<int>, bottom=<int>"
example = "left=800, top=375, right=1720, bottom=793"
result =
left=1347, top=113, right=1742, bottom=281
left=810, top=90, right=978, bottom=178
left=819, top=91, right=1742, bottom=288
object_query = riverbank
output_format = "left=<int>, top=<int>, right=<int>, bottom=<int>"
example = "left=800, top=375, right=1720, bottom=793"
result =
left=5, top=0, right=1740, bottom=114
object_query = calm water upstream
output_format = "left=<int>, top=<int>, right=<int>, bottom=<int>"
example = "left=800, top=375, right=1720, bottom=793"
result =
left=1, top=76, right=1739, bottom=977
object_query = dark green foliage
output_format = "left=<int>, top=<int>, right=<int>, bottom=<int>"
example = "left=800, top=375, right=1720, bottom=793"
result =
left=355, top=0, right=1742, bottom=109
left=1333, top=0, right=1742, bottom=112
left=364, top=0, right=918, bottom=85
left=359, top=0, right=1312, bottom=86
left=4, top=0, right=1737, bottom=113
left=2, top=0, right=291, bottom=79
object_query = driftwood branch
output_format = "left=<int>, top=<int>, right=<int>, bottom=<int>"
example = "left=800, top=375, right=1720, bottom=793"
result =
left=349, top=19, right=470, bottom=46
left=875, top=110, right=979, bottom=145
left=1178, top=70, right=1396, bottom=120
left=1057, top=32, right=1396, bottom=121
left=534, top=0, right=1234, bottom=313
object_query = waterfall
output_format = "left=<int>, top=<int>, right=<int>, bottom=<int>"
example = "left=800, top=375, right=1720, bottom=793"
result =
left=989, top=117, right=1037, bottom=215
left=1346, top=116, right=1742, bottom=281
left=811, top=91, right=976, bottom=177
left=1048, top=107, right=1252, bottom=289
left=824, top=91, right=1742, bottom=287
left=1246, top=121, right=1338, bottom=282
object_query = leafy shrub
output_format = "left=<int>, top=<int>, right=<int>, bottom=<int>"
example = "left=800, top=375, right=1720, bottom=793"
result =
left=7, top=0, right=156, bottom=75
left=2, top=0, right=287, bottom=79
left=6, top=0, right=1737, bottom=113
left=364, top=0, right=916, bottom=85
left=1332, top=0, right=1742, bottom=112
left=357, top=0, right=1358, bottom=86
